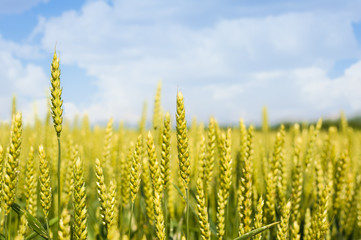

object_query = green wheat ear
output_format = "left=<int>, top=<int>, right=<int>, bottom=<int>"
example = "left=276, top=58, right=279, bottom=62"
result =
left=50, top=50, right=63, bottom=137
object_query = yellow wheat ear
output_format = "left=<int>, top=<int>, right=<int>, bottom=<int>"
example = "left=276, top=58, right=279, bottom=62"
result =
left=130, top=135, right=142, bottom=202
left=24, top=146, right=37, bottom=216
left=3, top=112, right=22, bottom=215
left=196, top=178, right=210, bottom=240
left=50, top=49, right=64, bottom=236
left=39, top=145, right=52, bottom=219
left=0, top=145, right=3, bottom=206
left=50, top=50, right=63, bottom=137
left=176, top=91, right=190, bottom=189
left=73, top=157, right=88, bottom=240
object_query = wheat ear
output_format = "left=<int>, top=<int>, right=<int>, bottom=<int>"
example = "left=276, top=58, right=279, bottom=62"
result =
left=3, top=113, right=22, bottom=215
left=95, top=158, right=111, bottom=231
left=50, top=50, right=63, bottom=236
left=196, top=178, right=210, bottom=240
left=24, top=146, right=37, bottom=216
left=176, top=91, right=191, bottom=239
left=130, top=135, right=143, bottom=202
left=276, top=201, right=291, bottom=240
left=73, top=158, right=88, bottom=240
left=39, top=145, right=52, bottom=236
left=58, top=209, right=71, bottom=240
left=160, top=112, right=171, bottom=193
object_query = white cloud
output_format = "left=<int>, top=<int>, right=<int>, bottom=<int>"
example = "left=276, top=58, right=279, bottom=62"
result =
left=209, top=62, right=361, bottom=124
left=2, top=0, right=361, bottom=125
left=205, top=84, right=244, bottom=100
left=0, top=36, right=48, bottom=121
left=0, top=35, right=42, bottom=60
left=298, top=61, right=361, bottom=111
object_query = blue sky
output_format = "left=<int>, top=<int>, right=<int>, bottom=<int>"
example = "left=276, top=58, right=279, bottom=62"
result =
left=1, top=0, right=361, bottom=126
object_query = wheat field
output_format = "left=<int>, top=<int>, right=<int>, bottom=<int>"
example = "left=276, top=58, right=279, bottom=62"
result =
left=0, top=51, right=360, bottom=240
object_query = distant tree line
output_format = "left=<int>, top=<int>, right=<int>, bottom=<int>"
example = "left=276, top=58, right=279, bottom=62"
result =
left=271, top=115, right=361, bottom=131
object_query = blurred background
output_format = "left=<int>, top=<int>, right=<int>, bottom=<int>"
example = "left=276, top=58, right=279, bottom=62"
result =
left=0, top=0, right=360, bottom=127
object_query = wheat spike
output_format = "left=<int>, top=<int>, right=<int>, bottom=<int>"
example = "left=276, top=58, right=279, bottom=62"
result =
left=303, top=208, right=312, bottom=240
left=216, top=188, right=226, bottom=240
left=3, top=113, right=22, bottom=215
left=39, top=145, right=52, bottom=218
left=0, top=145, right=4, bottom=208
left=217, top=128, right=232, bottom=240
left=220, top=128, right=232, bottom=199
left=107, top=180, right=117, bottom=228
left=24, top=146, right=37, bottom=216
left=63, top=144, right=78, bottom=206
left=239, top=125, right=254, bottom=234
left=121, top=144, right=133, bottom=207
left=58, top=208, right=71, bottom=240
left=154, top=188, right=166, bottom=240
left=160, top=112, right=171, bottom=193
left=103, top=118, right=113, bottom=177
left=196, top=178, right=210, bottom=240
left=253, top=196, right=264, bottom=240
left=290, top=137, right=303, bottom=240
left=198, top=135, right=206, bottom=182
left=334, top=151, right=347, bottom=212
left=205, top=117, right=216, bottom=193
left=176, top=91, right=191, bottom=189
left=272, top=125, right=286, bottom=211
left=147, top=131, right=163, bottom=195
left=50, top=50, right=63, bottom=136
left=14, top=215, right=27, bottom=240
left=142, top=156, right=155, bottom=224
left=73, top=157, right=88, bottom=240
left=95, top=158, right=111, bottom=230
left=153, top=81, right=162, bottom=132
left=130, top=135, right=143, bottom=202
left=277, top=201, right=291, bottom=240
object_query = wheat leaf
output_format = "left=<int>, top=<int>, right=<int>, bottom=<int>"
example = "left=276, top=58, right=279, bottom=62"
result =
left=11, top=203, right=49, bottom=239
left=233, top=222, right=279, bottom=240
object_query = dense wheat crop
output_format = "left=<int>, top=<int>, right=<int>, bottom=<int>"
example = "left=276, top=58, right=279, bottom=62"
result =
left=0, top=52, right=360, bottom=240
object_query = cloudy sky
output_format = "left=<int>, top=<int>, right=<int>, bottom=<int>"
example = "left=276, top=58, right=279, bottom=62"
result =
left=1, top=0, right=361, bottom=126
